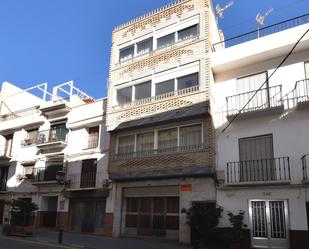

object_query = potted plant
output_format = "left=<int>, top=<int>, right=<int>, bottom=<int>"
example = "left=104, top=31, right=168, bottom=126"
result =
left=3, top=199, right=38, bottom=237
left=182, top=203, right=223, bottom=248
left=227, top=210, right=247, bottom=249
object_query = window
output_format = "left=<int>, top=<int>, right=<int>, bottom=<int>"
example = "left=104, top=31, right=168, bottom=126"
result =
left=23, top=164, right=34, bottom=176
left=3, top=134, right=13, bottom=157
left=118, top=135, right=135, bottom=155
left=80, top=159, right=97, bottom=188
left=178, top=25, right=198, bottom=42
left=119, top=45, right=134, bottom=62
left=135, top=81, right=151, bottom=100
left=177, top=73, right=199, bottom=90
left=87, top=126, right=99, bottom=149
left=179, top=124, right=202, bottom=147
left=236, top=72, right=268, bottom=94
left=137, top=38, right=153, bottom=56
left=155, top=80, right=175, bottom=96
left=158, top=128, right=177, bottom=151
left=157, top=33, right=175, bottom=50
left=136, top=132, right=154, bottom=152
left=305, top=61, right=309, bottom=79
left=117, top=87, right=132, bottom=105
left=25, top=129, right=38, bottom=145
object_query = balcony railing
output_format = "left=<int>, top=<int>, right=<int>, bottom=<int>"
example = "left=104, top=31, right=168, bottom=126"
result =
left=226, top=157, right=290, bottom=184
left=36, top=128, right=68, bottom=145
left=115, top=143, right=205, bottom=160
left=226, top=85, right=282, bottom=117
left=67, top=172, right=101, bottom=189
left=302, top=155, right=309, bottom=181
left=32, top=165, right=64, bottom=183
left=87, top=134, right=99, bottom=149
left=117, top=85, right=200, bottom=109
left=213, top=14, right=309, bottom=51
left=294, top=79, right=309, bottom=104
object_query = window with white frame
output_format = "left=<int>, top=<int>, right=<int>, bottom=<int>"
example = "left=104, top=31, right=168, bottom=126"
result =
left=236, top=72, right=268, bottom=94
left=118, top=135, right=135, bottom=154
left=117, top=86, right=132, bottom=105
left=136, top=38, right=153, bottom=56
left=157, top=33, right=175, bottom=50
left=119, top=45, right=134, bottom=63
left=177, top=73, right=199, bottom=90
left=177, top=25, right=198, bottom=42
left=305, top=61, right=309, bottom=79
left=116, top=124, right=202, bottom=155
left=135, top=81, right=151, bottom=100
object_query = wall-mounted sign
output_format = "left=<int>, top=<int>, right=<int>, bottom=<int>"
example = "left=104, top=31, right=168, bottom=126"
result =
left=180, top=184, right=192, bottom=192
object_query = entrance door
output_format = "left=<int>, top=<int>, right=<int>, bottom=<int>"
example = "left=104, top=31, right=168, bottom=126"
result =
left=249, top=200, right=289, bottom=249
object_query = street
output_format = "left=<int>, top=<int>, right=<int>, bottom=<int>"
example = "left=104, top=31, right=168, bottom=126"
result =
left=0, top=231, right=193, bottom=249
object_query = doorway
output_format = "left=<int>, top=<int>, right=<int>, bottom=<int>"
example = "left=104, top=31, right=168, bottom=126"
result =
left=249, top=200, right=289, bottom=249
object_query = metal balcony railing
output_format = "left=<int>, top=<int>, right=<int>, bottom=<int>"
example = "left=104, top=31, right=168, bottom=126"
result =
left=302, top=155, right=309, bottom=181
left=294, top=79, right=309, bottom=103
left=80, top=171, right=97, bottom=188
left=87, top=134, right=99, bottom=149
left=67, top=172, right=102, bottom=189
left=226, top=157, right=290, bottom=184
left=226, top=85, right=282, bottom=116
left=36, top=128, right=68, bottom=145
left=32, top=165, right=64, bottom=182
left=118, top=85, right=200, bottom=109
left=115, top=143, right=205, bottom=160
left=213, top=14, right=309, bottom=51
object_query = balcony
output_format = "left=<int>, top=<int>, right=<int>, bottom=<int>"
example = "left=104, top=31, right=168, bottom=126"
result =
left=85, top=134, right=99, bottom=150
left=302, top=155, right=309, bottom=183
left=39, top=99, right=71, bottom=117
left=36, top=128, right=68, bottom=152
left=32, top=165, right=65, bottom=184
left=213, top=14, right=309, bottom=51
left=226, top=85, right=284, bottom=121
left=109, top=144, right=214, bottom=181
left=67, top=172, right=103, bottom=190
left=294, top=79, right=309, bottom=110
left=226, top=157, right=291, bottom=186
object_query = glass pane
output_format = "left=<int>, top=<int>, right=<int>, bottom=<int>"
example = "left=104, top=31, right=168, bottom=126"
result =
left=179, top=124, right=202, bottom=147
left=158, top=128, right=177, bottom=150
left=177, top=73, right=198, bottom=90
left=118, top=135, right=135, bottom=154
left=155, top=80, right=175, bottom=96
left=178, top=25, right=198, bottom=41
left=135, top=81, right=151, bottom=100
left=157, top=33, right=175, bottom=49
left=136, top=132, right=154, bottom=152
left=137, top=38, right=153, bottom=56
left=119, top=46, right=134, bottom=62
left=117, top=87, right=132, bottom=105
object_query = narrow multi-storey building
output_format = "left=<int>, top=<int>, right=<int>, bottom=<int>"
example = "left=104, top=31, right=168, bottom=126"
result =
left=0, top=81, right=111, bottom=234
left=212, top=15, right=309, bottom=249
left=106, top=0, right=220, bottom=243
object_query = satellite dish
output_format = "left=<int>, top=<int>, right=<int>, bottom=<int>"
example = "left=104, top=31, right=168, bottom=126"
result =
left=256, top=8, right=274, bottom=25
left=216, top=1, right=234, bottom=19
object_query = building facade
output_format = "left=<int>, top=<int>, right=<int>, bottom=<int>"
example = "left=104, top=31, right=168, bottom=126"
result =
left=0, top=81, right=111, bottom=234
left=106, top=0, right=220, bottom=243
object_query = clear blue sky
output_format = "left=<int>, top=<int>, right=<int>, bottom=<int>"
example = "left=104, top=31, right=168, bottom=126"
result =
left=0, top=0, right=308, bottom=99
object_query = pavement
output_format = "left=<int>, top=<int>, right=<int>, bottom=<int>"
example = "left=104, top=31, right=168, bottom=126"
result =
left=0, top=231, right=193, bottom=249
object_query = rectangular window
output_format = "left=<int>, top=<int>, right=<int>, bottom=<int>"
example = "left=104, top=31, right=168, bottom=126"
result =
left=236, top=72, right=268, bottom=94
left=117, top=87, right=132, bottom=105
left=26, top=129, right=38, bottom=145
left=135, top=81, right=151, bottom=100
left=177, top=73, right=199, bottom=90
left=179, top=124, right=202, bottom=147
left=155, top=80, right=175, bottom=96
left=119, top=45, right=134, bottom=62
left=157, top=33, right=175, bottom=50
left=136, top=132, right=154, bottom=152
left=23, top=164, right=34, bottom=176
left=118, top=135, right=135, bottom=155
left=87, top=126, right=99, bottom=149
left=80, top=159, right=97, bottom=188
left=136, top=38, right=153, bottom=56
left=178, top=25, right=198, bottom=42
left=158, top=128, right=177, bottom=151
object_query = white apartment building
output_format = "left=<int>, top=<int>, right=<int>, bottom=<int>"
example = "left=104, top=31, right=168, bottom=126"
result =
left=0, top=81, right=111, bottom=234
left=212, top=15, right=309, bottom=249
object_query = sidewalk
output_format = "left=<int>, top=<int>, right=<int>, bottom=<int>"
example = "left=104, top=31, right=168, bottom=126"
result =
left=26, top=231, right=193, bottom=249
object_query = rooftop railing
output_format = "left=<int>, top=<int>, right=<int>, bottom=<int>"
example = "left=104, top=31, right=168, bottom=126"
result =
left=226, top=85, right=282, bottom=116
left=302, top=154, right=309, bottom=181
left=213, top=14, right=309, bottom=51
left=226, top=157, right=290, bottom=184
left=36, top=128, right=68, bottom=145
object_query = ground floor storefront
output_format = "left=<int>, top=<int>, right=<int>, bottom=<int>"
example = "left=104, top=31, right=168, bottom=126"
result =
left=109, top=177, right=216, bottom=244
left=217, top=186, right=309, bottom=249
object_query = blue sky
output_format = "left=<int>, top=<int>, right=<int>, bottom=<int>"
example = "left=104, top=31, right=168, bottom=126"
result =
left=0, top=0, right=308, bottom=99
